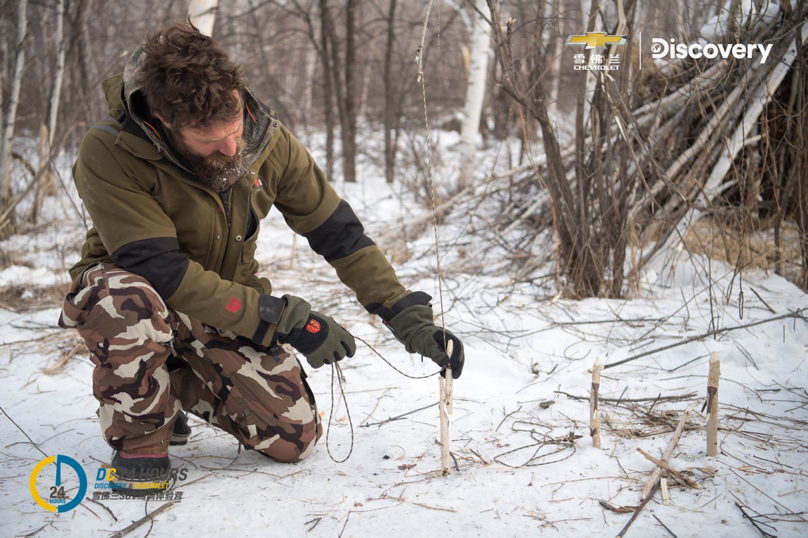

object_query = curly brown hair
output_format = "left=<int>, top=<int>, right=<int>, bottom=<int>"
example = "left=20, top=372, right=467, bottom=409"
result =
left=141, top=22, right=246, bottom=130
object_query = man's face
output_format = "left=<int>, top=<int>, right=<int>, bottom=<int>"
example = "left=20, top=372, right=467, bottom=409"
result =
left=157, top=92, right=249, bottom=192
left=178, top=116, right=245, bottom=161
left=170, top=115, right=248, bottom=192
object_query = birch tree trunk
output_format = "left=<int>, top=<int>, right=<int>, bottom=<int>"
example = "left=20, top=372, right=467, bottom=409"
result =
left=458, top=0, right=492, bottom=188
left=0, top=0, right=28, bottom=213
left=303, top=47, right=316, bottom=125
left=47, top=0, right=66, bottom=149
left=32, top=0, right=67, bottom=224
left=189, top=0, right=219, bottom=36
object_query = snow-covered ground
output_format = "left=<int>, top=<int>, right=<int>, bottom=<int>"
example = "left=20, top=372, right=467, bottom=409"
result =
left=1, top=144, right=807, bottom=537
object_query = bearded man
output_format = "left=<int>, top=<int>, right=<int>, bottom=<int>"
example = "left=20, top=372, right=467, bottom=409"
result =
left=59, top=22, right=464, bottom=495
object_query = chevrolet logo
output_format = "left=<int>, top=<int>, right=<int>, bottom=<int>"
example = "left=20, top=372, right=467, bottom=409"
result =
left=566, top=32, right=627, bottom=49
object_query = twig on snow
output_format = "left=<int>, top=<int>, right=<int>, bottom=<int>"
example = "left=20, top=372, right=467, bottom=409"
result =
left=359, top=402, right=438, bottom=428
left=640, top=408, right=693, bottom=501
left=605, top=309, right=807, bottom=369
left=636, top=448, right=701, bottom=489
left=735, top=502, right=778, bottom=538
left=109, top=502, right=175, bottom=538
left=616, top=481, right=660, bottom=538
left=652, top=514, right=678, bottom=538
left=0, top=404, right=48, bottom=458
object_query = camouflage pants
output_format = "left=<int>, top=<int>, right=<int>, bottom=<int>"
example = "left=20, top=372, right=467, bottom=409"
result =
left=59, top=263, right=322, bottom=462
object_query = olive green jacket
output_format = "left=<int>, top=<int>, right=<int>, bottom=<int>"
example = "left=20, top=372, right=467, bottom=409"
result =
left=69, top=49, right=408, bottom=346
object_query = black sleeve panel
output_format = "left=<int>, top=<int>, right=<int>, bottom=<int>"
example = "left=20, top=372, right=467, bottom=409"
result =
left=365, top=291, right=433, bottom=323
left=111, top=237, right=190, bottom=299
left=302, top=199, right=375, bottom=263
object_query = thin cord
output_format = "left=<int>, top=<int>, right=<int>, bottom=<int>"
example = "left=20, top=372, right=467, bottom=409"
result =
left=355, top=334, right=440, bottom=379
left=323, top=336, right=442, bottom=464
left=326, top=362, right=354, bottom=463
left=416, top=0, right=448, bottom=346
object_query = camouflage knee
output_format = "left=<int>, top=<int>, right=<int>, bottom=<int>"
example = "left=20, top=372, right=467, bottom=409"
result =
left=59, top=263, right=179, bottom=450
left=169, top=316, right=323, bottom=462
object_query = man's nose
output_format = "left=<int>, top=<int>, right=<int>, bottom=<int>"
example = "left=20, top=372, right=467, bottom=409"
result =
left=218, top=137, right=238, bottom=157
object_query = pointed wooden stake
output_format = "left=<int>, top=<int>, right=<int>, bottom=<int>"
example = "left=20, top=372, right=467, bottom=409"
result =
left=439, top=340, right=454, bottom=476
left=707, top=352, right=720, bottom=457
left=590, top=357, right=603, bottom=448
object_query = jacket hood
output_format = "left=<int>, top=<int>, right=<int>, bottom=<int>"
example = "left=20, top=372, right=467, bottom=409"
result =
left=101, top=47, right=276, bottom=178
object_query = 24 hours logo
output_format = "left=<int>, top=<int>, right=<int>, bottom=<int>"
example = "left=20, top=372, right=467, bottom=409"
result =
left=29, top=455, right=88, bottom=512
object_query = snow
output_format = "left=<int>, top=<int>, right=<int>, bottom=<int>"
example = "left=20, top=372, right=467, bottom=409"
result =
left=1, top=141, right=807, bottom=537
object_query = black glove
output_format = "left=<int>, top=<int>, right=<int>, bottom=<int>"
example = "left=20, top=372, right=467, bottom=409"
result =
left=377, top=292, right=464, bottom=379
left=274, top=295, right=356, bottom=369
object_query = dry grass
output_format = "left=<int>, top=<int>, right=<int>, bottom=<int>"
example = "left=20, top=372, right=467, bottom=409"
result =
left=0, top=282, right=68, bottom=312
left=683, top=217, right=803, bottom=286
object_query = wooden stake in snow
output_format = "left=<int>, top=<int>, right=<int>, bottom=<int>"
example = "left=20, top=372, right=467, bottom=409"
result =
left=439, top=340, right=454, bottom=476
left=639, top=407, right=692, bottom=501
left=590, top=358, right=603, bottom=448
left=706, top=352, right=720, bottom=457
left=660, top=474, right=671, bottom=506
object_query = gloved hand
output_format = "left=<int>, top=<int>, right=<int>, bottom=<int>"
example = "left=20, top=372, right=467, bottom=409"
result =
left=383, top=292, right=464, bottom=379
left=274, top=295, right=356, bottom=369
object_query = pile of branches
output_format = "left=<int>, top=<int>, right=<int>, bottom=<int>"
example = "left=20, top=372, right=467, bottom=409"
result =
left=485, top=0, right=808, bottom=295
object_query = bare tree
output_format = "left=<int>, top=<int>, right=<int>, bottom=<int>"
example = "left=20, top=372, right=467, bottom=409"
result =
left=383, top=0, right=399, bottom=184
left=0, top=0, right=28, bottom=216
left=189, top=0, right=220, bottom=36
left=318, top=0, right=336, bottom=178
left=485, top=0, right=640, bottom=297
left=458, top=0, right=492, bottom=188
left=341, top=0, right=357, bottom=183
left=32, top=0, right=67, bottom=224
left=322, top=0, right=358, bottom=183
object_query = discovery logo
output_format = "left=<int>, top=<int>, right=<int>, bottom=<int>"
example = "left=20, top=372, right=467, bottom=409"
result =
left=651, top=38, right=773, bottom=63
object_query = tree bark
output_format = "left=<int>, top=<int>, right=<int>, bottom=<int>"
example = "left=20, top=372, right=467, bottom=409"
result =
left=32, top=0, right=67, bottom=224
left=547, top=5, right=563, bottom=122
left=318, top=0, right=336, bottom=179
left=323, top=0, right=351, bottom=182
left=341, top=0, right=358, bottom=183
left=0, top=0, right=29, bottom=214
left=458, top=0, right=492, bottom=188
left=0, top=0, right=28, bottom=214
left=383, top=0, right=399, bottom=184
left=189, top=0, right=219, bottom=36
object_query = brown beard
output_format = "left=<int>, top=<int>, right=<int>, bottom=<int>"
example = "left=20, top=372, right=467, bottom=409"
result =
left=169, top=132, right=249, bottom=192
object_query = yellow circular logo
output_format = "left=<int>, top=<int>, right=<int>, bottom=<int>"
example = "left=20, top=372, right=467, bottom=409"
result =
left=29, top=455, right=87, bottom=512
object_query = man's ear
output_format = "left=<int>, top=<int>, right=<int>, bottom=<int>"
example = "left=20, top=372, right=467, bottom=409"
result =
left=153, top=113, right=172, bottom=130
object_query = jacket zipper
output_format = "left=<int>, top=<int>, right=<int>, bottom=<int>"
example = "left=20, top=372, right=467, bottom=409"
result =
left=212, top=187, right=233, bottom=273
left=241, top=188, right=254, bottom=263
left=220, top=187, right=233, bottom=228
